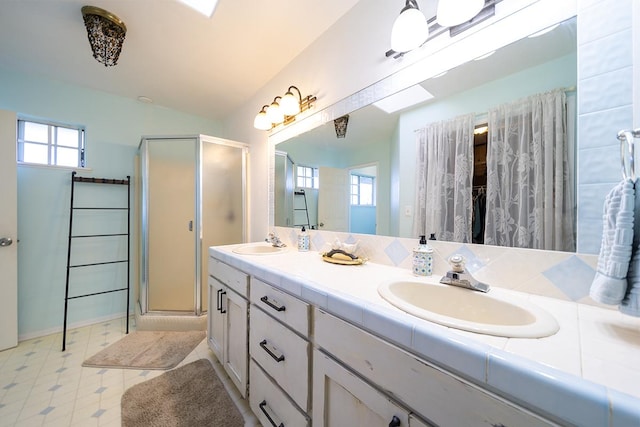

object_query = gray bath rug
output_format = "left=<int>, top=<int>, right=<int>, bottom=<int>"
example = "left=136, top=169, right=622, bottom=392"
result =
left=121, top=359, right=244, bottom=427
left=82, top=330, right=205, bottom=370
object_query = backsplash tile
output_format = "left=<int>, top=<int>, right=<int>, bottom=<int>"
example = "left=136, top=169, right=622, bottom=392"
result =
left=274, top=227, right=602, bottom=308
left=543, top=255, right=595, bottom=301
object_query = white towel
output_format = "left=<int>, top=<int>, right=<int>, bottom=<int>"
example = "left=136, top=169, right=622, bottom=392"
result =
left=620, top=180, right=640, bottom=317
left=589, top=180, right=635, bottom=305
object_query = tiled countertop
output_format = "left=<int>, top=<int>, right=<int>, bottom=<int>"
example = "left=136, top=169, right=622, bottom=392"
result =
left=210, top=243, right=640, bottom=427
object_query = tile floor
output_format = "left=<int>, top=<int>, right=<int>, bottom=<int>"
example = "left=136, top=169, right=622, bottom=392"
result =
left=0, top=317, right=257, bottom=426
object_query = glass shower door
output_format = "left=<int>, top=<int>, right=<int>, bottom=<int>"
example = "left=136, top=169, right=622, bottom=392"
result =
left=146, top=138, right=196, bottom=312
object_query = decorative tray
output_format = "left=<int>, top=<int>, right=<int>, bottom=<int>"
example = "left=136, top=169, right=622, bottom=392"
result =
left=321, top=249, right=366, bottom=265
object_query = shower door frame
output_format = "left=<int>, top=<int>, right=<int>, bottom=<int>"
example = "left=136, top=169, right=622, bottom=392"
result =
left=139, top=134, right=248, bottom=316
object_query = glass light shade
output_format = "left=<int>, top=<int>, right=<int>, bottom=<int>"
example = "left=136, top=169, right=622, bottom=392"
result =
left=391, top=8, right=429, bottom=53
left=280, top=92, right=301, bottom=116
left=266, top=101, right=284, bottom=124
left=436, top=0, right=484, bottom=27
left=253, top=111, right=271, bottom=130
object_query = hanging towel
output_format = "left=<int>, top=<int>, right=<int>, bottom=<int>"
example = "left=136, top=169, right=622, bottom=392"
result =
left=589, top=180, right=635, bottom=305
left=620, top=179, right=640, bottom=317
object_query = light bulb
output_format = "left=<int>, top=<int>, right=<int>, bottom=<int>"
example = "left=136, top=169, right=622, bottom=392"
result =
left=266, top=99, right=284, bottom=124
left=253, top=110, right=271, bottom=130
left=391, top=7, right=429, bottom=53
left=437, top=0, right=484, bottom=27
left=280, top=91, right=301, bottom=116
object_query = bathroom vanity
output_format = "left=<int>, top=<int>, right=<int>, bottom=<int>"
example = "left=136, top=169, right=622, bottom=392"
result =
left=207, top=243, right=640, bottom=426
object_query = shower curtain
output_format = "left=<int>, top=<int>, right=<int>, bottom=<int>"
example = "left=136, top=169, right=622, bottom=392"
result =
left=484, top=89, right=575, bottom=251
left=413, top=113, right=475, bottom=242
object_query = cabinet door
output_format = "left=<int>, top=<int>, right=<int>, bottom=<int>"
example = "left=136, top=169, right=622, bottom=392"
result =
left=224, top=287, right=248, bottom=398
left=313, top=349, right=413, bottom=427
left=207, top=276, right=225, bottom=361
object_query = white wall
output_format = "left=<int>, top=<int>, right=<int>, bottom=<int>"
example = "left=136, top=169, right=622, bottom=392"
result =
left=0, top=66, right=223, bottom=339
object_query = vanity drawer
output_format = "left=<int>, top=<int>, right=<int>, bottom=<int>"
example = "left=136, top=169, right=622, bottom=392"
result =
left=208, top=257, right=248, bottom=297
left=249, top=359, right=309, bottom=427
left=251, top=278, right=310, bottom=337
left=250, top=306, right=310, bottom=411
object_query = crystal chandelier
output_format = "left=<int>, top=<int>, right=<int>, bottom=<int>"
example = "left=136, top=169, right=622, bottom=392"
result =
left=81, top=6, right=127, bottom=67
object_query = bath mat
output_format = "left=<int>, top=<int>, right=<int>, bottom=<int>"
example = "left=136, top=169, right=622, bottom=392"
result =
left=82, top=330, right=205, bottom=370
left=121, top=359, right=244, bottom=427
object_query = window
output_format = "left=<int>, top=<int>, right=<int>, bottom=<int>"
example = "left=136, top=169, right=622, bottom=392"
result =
left=296, top=165, right=319, bottom=189
left=17, top=119, right=85, bottom=167
left=350, top=174, right=375, bottom=206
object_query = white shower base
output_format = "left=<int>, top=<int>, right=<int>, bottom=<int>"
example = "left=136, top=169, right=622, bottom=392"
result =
left=134, top=303, right=206, bottom=331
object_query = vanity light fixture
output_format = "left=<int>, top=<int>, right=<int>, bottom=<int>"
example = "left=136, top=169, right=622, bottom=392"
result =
left=254, top=86, right=316, bottom=131
left=81, top=5, right=127, bottom=67
left=436, top=0, right=484, bottom=27
left=390, top=0, right=429, bottom=54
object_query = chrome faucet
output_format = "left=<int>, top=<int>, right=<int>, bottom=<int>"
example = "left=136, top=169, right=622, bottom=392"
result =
left=440, top=254, right=490, bottom=293
left=265, top=232, right=286, bottom=248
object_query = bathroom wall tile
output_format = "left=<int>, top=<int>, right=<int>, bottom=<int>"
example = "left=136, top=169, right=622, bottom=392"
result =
left=514, top=273, right=573, bottom=300
left=479, top=249, right=571, bottom=290
left=578, top=66, right=633, bottom=115
left=577, top=105, right=634, bottom=150
left=578, top=1, right=631, bottom=45
left=578, top=29, right=632, bottom=80
left=383, top=239, right=410, bottom=266
left=327, top=292, right=364, bottom=326
left=542, top=255, right=594, bottom=301
left=578, top=143, right=623, bottom=185
left=362, top=304, right=414, bottom=349
left=577, top=218, right=606, bottom=254
left=442, top=244, right=485, bottom=274
left=486, top=350, right=609, bottom=427
left=609, top=389, right=640, bottom=427
left=577, top=183, right=618, bottom=221
left=411, top=323, right=490, bottom=384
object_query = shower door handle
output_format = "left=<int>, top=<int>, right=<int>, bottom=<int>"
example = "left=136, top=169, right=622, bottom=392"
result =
left=188, top=220, right=193, bottom=231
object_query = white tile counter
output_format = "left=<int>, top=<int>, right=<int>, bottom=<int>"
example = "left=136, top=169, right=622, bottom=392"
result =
left=210, top=244, right=640, bottom=426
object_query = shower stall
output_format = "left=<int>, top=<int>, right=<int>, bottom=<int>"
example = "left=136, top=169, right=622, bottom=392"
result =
left=138, top=135, right=247, bottom=323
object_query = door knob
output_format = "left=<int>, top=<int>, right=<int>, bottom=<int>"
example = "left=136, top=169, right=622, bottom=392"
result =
left=0, top=237, right=13, bottom=247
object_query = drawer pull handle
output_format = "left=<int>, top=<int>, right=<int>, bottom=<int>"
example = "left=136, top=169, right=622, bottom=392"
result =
left=259, top=400, right=284, bottom=427
left=218, top=290, right=227, bottom=314
left=389, top=415, right=401, bottom=427
left=260, top=295, right=286, bottom=312
left=259, top=339, right=285, bottom=362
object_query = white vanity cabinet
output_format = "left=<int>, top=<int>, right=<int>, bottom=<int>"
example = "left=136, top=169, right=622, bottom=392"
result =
left=249, top=277, right=311, bottom=426
left=313, top=349, right=432, bottom=427
left=314, top=308, right=554, bottom=427
left=207, top=258, right=249, bottom=398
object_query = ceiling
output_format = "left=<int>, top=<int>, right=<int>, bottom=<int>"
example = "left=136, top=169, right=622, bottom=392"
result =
left=0, top=0, right=360, bottom=121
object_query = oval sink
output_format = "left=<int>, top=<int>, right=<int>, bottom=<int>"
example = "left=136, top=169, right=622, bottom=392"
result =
left=378, top=280, right=559, bottom=338
left=232, top=244, right=287, bottom=255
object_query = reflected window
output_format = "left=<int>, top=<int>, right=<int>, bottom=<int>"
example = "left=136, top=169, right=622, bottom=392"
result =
left=296, top=165, right=318, bottom=189
left=351, top=174, right=375, bottom=206
left=17, top=118, right=85, bottom=167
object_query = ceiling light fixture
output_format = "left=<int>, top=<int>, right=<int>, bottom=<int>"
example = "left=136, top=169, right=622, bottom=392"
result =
left=390, top=0, right=429, bottom=53
left=81, top=5, right=127, bottom=67
left=437, top=0, right=484, bottom=27
left=254, top=86, right=316, bottom=131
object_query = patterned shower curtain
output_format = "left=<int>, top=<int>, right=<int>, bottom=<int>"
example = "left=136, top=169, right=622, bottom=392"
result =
left=484, top=89, right=575, bottom=251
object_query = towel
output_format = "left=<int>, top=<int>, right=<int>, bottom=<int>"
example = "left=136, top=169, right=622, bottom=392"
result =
left=589, top=180, right=635, bottom=305
left=620, top=179, right=640, bottom=317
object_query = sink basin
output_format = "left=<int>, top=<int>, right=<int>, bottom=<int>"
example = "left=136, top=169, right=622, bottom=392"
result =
left=232, top=243, right=287, bottom=255
left=378, top=280, right=559, bottom=338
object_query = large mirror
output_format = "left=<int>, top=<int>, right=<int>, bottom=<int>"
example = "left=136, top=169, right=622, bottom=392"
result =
left=274, top=17, right=577, bottom=250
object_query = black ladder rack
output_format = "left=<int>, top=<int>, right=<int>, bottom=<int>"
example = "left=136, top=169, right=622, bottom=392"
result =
left=293, top=189, right=311, bottom=228
left=62, top=171, right=131, bottom=351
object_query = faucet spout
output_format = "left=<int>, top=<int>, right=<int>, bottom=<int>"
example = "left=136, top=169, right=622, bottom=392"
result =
left=439, top=254, right=490, bottom=292
left=265, top=232, right=286, bottom=248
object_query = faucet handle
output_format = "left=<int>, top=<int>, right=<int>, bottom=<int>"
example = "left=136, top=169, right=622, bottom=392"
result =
left=448, top=254, right=466, bottom=272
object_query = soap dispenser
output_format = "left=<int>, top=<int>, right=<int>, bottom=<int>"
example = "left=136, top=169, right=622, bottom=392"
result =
left=297, top=226, right=310, bottom=252
left=412, top=235, right=433, bottom=276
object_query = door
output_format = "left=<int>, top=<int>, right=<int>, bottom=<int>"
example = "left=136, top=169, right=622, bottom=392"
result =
left=318, top=167, right=349, bottom=231
left=0, top=110, right=17, bottom=351
left=224, top=287, right=248, bottom=398
left=313, top=349, right=413, bottom=427
left=207, top=277, right=224, bottom=360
